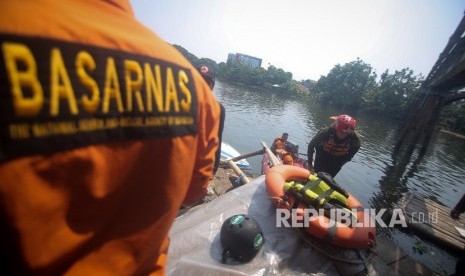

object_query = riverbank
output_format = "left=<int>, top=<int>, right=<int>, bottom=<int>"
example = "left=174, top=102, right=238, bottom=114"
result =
left=204, top=167, right=442, bottom=275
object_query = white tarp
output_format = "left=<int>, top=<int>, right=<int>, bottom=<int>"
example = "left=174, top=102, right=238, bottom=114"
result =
left=167, top=176, right=374, bottom=276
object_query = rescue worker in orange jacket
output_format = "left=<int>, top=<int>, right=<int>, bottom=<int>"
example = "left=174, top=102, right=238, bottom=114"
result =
left=0, top=1, right=222, bottom=275
left=196, top=64, right=225, bottom=175
left=270, top=132, right=289, bottom=155
left=307, top=115, right=361, bottom=177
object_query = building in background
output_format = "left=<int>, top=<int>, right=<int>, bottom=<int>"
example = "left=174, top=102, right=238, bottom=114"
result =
left=227, top=53, right=262, bottom=68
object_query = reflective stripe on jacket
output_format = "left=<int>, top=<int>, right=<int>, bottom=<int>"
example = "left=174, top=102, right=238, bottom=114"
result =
left=307, top=127, right=361, bottom=163
left=322, top=137, right=351, bottom=156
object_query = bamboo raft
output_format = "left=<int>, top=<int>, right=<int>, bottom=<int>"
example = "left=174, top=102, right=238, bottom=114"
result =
left=394, top=192, right=465, bottom=254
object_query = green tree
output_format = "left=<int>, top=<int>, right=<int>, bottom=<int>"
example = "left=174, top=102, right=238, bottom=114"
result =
left=314, top=58, right=377, bottom=109
left=221, top=63, right=248, bottom=83
left=300, top=79, right=316, bottom=90
left=265, top=65, right=292, bottom=84
left=172, top=44, right=198, bottom=65
left=217, top=62, right=228, bottom=79
left=194, top=58, right=218, bottom=73
left=247, top=66, right=267, bottom=86
left=171, top=44, right=297, bottom=90
left=217, top=62, right=271, bottom=86
left=366, top=68, right=422, bottom=119
left=440, top=99, right=465, bottom=134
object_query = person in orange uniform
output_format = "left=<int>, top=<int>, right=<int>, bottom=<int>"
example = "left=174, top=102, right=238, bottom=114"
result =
left=281, top=152, right=294, bottom=165
left=0, top=1, right=222, bottom=275
left=270, top=133, right=300, bottom=166
left=270, top=132, right=289, bottom=155
left=196, top=64, right=225, bottom=175
left=307, top=115, right=361, bottom=177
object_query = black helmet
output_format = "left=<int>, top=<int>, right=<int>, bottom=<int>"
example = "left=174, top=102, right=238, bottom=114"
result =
left=220, top=214, right=264, bottom=264
left=196, top=64, right=215, bottom=89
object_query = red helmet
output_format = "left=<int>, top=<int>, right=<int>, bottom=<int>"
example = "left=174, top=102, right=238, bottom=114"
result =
left=333, top=115, right=356, bottom=133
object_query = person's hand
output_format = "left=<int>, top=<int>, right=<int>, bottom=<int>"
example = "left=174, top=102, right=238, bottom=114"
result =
left=451, top=209, right=460, bottom=219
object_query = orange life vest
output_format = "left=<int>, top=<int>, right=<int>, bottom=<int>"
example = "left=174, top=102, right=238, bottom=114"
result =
left=322, top=137, right=351, bottom=156
left=282, top=152, right=294, bottom=165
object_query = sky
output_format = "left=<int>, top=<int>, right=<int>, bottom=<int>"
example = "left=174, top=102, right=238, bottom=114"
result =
left=131, top=0, right=465, bottom=81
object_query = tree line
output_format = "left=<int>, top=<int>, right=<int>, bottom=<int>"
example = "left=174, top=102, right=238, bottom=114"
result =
left=174, top=45, right=465, bottom=134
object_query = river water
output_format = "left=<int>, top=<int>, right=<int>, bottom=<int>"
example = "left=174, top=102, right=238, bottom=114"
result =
left=214, top=80, right=465, bottom=274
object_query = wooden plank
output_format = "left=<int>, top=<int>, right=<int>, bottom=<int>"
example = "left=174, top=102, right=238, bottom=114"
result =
left=407, top=194, right=465, bottom=226
left=407, top=196, right=465, bottom=228
left=410, top=221, right=462, bottom=243
left=406, top=194, right=459, bottom=220
left=402, top=212, right=464, bottom=252
left=394, top=192, right=465, bottom=254
left=422, top=197, right=454, bottom=213
left=406, top=199, right=450, bottom=218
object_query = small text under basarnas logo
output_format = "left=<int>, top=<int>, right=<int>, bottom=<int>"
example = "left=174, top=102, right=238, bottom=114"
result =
left=275, top=208, right=438, bottom=228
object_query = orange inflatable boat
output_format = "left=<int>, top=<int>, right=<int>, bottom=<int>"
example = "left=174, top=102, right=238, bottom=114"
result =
left=265, top=165, right=376, bottom=249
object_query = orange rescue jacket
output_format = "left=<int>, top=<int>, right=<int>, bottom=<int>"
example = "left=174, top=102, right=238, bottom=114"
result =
left=0, top=1, right=222, bottom=275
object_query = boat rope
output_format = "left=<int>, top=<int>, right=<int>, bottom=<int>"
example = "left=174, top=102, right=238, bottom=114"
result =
left=270, top=197, right=290, bottom=209
left=297, top=228, right=377, bottom=265
left=269, top=195, right=377, bottom=267
left=234, top=173, right=247, bottom=186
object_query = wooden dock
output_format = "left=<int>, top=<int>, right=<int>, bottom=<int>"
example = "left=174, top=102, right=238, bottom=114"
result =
left=394, top=192, right=465, bottom=254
